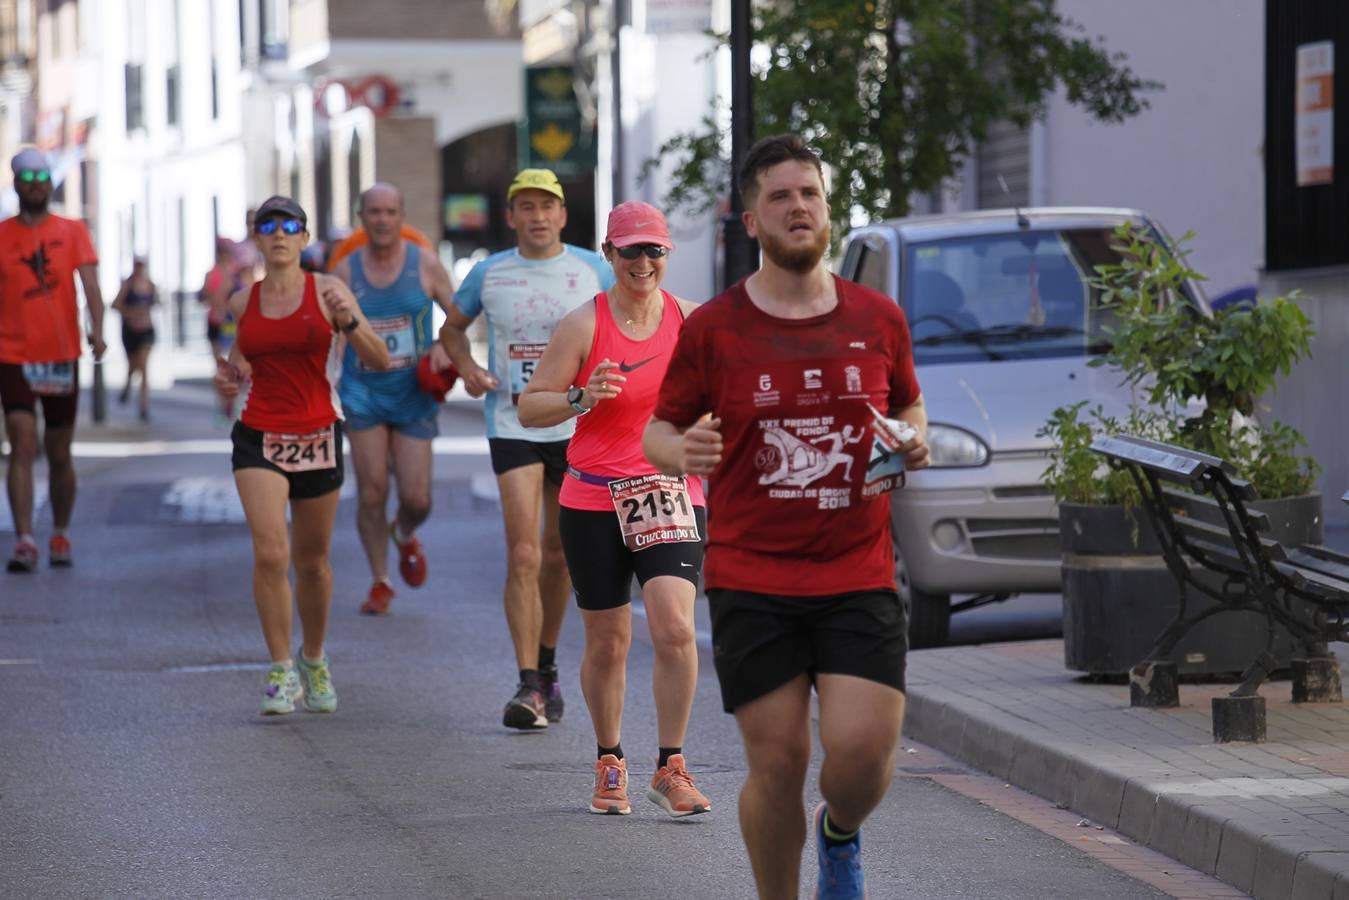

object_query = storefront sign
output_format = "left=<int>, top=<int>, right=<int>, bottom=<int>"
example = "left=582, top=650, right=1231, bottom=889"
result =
left=520, top=65, right=596, bottom=179
left=1296, top=41, right=1334, bottom=187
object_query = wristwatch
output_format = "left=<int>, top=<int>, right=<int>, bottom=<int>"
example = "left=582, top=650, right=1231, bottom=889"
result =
left=339, top=316, right=360, bottom=334
left=567, top=386, right=590, bottom=415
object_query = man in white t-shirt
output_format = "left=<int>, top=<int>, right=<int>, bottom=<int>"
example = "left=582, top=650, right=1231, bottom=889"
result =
left=439, top=168, right=614, bottom=730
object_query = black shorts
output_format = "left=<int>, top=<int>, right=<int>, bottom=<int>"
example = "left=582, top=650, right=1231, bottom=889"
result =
left=489, top=437, right=568, bottom=486
left=0, top=362, right=80, bottom=428
left=559, top=505, right=707, bottom=611
left=707, top=588, right=908, bottom=713
left=122, top=325, right=155, bottom=356
left=230, top=419, right=345, bottom=500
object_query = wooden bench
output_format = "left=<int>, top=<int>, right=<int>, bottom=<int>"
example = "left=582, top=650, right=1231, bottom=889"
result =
left=1089, top=434, right=1349, bottom=742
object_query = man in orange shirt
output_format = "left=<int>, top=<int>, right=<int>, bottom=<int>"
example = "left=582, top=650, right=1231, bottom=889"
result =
left=0, top=148, right=105, bottom=572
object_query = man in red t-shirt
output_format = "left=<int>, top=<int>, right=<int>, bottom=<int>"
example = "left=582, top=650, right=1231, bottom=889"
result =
left=0, top=148, right=105, bottom=573
left=644, top=134, right=929, bottom=900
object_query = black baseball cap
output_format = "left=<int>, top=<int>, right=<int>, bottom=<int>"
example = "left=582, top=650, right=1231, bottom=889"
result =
left=254, top=195, right=307, bottom=227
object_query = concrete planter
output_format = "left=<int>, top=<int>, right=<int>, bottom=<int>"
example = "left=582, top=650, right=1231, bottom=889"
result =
left=1060, top=494, right=1322, bottom=676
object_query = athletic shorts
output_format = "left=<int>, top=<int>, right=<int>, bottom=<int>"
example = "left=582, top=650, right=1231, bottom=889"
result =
left=0, top=362, right=80, bottom=428
left=230, top=419, right=345, bottom=500
left=559, top=505, right=707, bottom=611
left=122, top=325, right=155, bottom=356
left=344, top=410, right=439, bottom=440
left=488, top=437, right=568, bottom=486
left=707, top=588, right=908, bottom=713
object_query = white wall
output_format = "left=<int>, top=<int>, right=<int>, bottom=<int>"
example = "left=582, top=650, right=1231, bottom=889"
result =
left=1039, top=0, right=1265, bottom=298
left=616, top=27, right=722, bottom=301
left=84, top=0, right=250, bottom=384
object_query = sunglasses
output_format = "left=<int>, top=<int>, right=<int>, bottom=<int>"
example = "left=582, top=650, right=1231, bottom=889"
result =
left=256, top=217, right=304, bottom=235
left=614, top=244, right=669, bottom=260
left=17, top=170, right=50, bottom=183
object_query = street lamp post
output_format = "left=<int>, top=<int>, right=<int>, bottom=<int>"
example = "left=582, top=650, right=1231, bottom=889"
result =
left=720, top=0, right=758, bottom=290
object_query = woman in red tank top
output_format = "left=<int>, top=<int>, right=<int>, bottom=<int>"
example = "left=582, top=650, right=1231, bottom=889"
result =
left=214, top=195, right=389, bottom=717
left=518, top=201, right=710, bottom=817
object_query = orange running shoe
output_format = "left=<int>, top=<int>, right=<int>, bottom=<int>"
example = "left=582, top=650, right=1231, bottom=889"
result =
left=49, top=534, right=72, bottom=568
left=590, top=754, right=631, bottom=815
left=647, top=754, right=710, bottom=817
left=359, top=581, right=395, bottom=615
left=390, top=521, right=427, bottom=587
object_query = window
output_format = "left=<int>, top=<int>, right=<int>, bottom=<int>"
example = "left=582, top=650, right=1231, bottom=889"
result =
left=166, top=65, right=180, bottom=126
left=853, top=241, right=891, bottom=296
left=125, top=63, right=144, bottom=131
left=903, top=228, right=1123, bottom=364
left=261, top=0, right=288, bottom=60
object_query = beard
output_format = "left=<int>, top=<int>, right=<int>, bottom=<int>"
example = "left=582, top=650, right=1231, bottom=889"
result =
left=18, top=194, right=48, bottom=216
left=758, top=220, right=830, bottom=274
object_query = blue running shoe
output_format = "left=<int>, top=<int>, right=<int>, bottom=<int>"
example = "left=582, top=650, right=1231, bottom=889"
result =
left=294, top=653, right=337, bottom=713
left=814, top=803, right=866, bottom=899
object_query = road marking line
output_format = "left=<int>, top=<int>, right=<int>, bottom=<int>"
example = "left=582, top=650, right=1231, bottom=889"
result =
left=3, top=435, right=492, bottom=459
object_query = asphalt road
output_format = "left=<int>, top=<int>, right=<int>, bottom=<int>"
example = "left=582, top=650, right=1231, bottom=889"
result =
left=0, top=385, right=1181, bottom=898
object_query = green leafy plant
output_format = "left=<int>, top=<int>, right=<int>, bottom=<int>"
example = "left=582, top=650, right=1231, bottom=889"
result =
left=1038, top=400, right=1171, bottom=506
left=640, top=0, right=1160, bottom=237
left=1041, top=223, right=1320, bottom=502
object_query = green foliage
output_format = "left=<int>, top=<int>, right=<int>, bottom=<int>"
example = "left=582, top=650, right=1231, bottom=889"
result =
left=641, top=0, right=1160, bottom=235
left=1044, top=224, right=1320, bottom=503
left=1037, top=401, right=1169, bottom=506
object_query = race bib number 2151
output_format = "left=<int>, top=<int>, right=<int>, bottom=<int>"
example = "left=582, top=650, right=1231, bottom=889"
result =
left=608, top=474, right=700, bottom=552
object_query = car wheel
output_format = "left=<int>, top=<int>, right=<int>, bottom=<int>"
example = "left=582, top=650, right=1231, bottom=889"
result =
left=894, top=540, right=951, bottom=649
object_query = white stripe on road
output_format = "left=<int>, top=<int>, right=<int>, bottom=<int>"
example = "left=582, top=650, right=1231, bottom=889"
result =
left=52, top=435, right=491, bottom=459
left=0, top=658, right=40, bottom=666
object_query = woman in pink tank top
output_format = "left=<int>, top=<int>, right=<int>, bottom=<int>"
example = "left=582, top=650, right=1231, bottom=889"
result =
left=519, top=201, right=711, bottom=818
left=214, top=195, right=389, bottom=717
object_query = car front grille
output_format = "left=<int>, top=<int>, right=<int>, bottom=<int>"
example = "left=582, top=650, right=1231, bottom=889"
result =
left=963, top=517, right=1060, bottom=561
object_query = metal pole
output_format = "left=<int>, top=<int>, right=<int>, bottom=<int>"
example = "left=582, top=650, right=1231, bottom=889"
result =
left=611, top=0, right=626, bottom=203
left=721, top=0, right=758, bottom=290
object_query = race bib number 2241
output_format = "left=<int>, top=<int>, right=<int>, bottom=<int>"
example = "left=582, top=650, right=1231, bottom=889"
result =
left=263, top=426, right=337, bottom=473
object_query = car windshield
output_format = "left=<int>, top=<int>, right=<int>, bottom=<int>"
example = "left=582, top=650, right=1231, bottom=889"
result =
left=903, top=227, right=1126, bottom=364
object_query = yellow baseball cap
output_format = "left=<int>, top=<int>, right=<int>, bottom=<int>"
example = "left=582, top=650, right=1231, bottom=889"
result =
left=507, top=168, right=565, bottom=203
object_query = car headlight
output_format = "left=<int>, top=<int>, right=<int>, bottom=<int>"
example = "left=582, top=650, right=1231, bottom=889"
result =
left=925, top=423, right=990, bottom=467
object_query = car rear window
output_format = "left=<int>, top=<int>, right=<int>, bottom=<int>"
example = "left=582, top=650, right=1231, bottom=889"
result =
left=903, top=228, right=1124, bottom=364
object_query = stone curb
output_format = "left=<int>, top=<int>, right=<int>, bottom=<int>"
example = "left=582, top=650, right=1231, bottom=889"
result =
left=904, top=684, right=1349, bottom=900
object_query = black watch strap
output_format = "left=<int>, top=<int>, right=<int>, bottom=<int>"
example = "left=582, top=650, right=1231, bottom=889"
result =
left=340, top=316, right=360, bottom=334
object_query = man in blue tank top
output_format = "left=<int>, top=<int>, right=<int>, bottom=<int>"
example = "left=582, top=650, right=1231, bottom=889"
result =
left=332, top=182, right=458, bottom=615
left=440, top=168, right=614, bottom=730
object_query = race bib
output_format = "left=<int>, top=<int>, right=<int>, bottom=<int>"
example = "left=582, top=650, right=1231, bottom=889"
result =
left=22, top=362, right=75, bottom=396
left=263, top=426, right=337, bottom=473
left=862, top=403, right=914, bottom=498
left=608, top=474, right=700, bottom=552
left=508, top=342, right=547, bottom=405
left=363, top=314, right=416, bottom=370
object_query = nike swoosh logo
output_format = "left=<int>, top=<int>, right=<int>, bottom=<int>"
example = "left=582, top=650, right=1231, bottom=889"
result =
left=619, top=355, right=659, bottom=373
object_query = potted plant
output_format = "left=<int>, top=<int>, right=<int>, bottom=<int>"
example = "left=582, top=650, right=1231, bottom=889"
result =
left=1043, top=224, right=1320, bottom=675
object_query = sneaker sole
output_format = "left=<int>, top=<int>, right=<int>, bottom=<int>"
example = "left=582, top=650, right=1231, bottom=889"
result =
left=303, top=700, right=337, bottom=713
left=588, top=801, right=632, bottom=815
left=359, top=605, right=391, bottom=616
left=502, top=702, right=548, bottom=730
left=260, top=703, right=297, bottom=715
left=6, top=561, right=36, bottom=573
left=50, top=559, right=72, bottom=568
left=647, top=789, right=710, bottom=818
left=545, top=704, right=564, bottom=724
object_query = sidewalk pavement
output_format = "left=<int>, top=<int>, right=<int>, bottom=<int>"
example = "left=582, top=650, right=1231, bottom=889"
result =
left=905, top=639, right=1349, bottom=900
